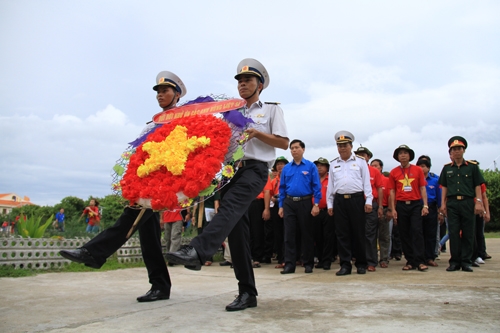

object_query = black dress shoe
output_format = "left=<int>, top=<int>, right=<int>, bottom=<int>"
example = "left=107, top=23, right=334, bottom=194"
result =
left=219, top=260, right=232, bottom=266
left=357, top=267, right=366, bottom=274
left=261, top=258, right=272, bottom=264
left=323, top=264, right=331, bottom=270
left=59, top=248, right=100, bottom=269
left=446, top=265, right=461, bottom=271
left=461, top=265, right=473, bottom=272
left=166, top=246, right=202, bottom=270
left=280, top=265, right=295, bottom=274
left=136, top=289, right=170, bottom=302
left=304, top=266, right=313, bottom=274
left=472, top=262, right=480, bottom=268
left=336, top=267, right=351, bottom=276
left=225, top=292, right=257, bottom=311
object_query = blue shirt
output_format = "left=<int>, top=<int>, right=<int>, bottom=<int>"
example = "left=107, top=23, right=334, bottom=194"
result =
left=279, top=158, right=322, bottom=208
left=55, top=212, right=65, bottom=223
left=425, top=172, right=441, bottom=207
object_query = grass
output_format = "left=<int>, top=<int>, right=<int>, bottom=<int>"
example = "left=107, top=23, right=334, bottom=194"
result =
left=485, top=232, right=500, bottom=238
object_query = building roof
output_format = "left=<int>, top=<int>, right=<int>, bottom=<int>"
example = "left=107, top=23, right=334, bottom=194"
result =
left=0, top=193, right=35, bottom=208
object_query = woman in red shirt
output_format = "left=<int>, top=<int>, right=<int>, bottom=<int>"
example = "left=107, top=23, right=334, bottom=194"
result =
left=81, top=199, right=100, bottom=233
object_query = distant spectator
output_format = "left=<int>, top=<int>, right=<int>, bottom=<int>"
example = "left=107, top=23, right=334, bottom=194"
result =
left=2, top=221, right=9, bottom=236
left=80, top=199, right=101, bottom=233
left=55, top=208, right=65, bottom=232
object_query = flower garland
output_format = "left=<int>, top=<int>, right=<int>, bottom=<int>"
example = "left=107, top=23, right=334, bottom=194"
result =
left=119, top=114, right=234, bottom=210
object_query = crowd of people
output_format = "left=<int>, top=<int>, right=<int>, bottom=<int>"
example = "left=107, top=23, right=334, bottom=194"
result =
left=58, top=57, right=491, bottom=313
left=236, top=134, right=491, bottom=276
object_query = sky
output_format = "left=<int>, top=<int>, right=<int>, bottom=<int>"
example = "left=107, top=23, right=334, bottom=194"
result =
left=1, top=1, right=499, bottom=206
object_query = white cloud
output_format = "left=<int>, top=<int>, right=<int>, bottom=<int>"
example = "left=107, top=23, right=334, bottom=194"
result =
left=281, top=63, right=500, bottom=172
left=0, top=106, right=143, bottom=205
left=1, top=0, right=499, bottom=206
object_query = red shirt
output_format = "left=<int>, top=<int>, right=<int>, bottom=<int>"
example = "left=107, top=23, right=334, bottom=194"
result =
left=256, top=176, right=272, bottom=199
left=270, top=176, right=280, bottom=197
left=381, top=176, right=390, bottom=207
left=474, top=183, right=487, bottom=203
left=368, top=165, right=383, bottom=200
left=162, top=210, right=182, bottom=223
left=388, top=164, right=427, bottom=201
left=313, top=175, right=329, bottom=209
left=84, top=206, right=100, bottom=226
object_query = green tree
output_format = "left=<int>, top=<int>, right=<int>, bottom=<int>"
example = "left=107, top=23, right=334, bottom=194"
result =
left=484, top=169, right=500, bottom=232
left=56, top=196, right=85, bottom=221
left=10, top=205, right=53, bottom=221
left=99, top=194, right=126, bottom=227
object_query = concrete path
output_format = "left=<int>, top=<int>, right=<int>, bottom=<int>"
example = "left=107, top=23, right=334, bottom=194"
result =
left=1, top=239, right=499, bottom=333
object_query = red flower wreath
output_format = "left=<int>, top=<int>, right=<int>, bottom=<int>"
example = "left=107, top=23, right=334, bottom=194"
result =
left=120, top=115, right=232, bottom=210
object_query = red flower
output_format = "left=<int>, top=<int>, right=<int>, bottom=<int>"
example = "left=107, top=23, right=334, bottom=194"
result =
left=121, top=115, right=232, bottom=210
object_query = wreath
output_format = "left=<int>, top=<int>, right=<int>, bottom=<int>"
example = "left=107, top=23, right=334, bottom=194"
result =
left=111, top=95, right=251, bottom=211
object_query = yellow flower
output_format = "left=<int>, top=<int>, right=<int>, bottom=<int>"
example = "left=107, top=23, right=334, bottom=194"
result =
left=137, top=125, right=210, bottom=177
left=222, top=165, right=234, bottom=178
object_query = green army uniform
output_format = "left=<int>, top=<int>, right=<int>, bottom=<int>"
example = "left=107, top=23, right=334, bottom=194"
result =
left=439, top=157, right=485, bottom=268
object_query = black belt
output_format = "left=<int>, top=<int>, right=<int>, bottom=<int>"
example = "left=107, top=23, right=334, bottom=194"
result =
left=448, top=195, right=472, bottom=201
left=397, top=200, right=421, bottom=205
left=286, top=195, right=312, bottom=202
left=428, top=202, right=438, bottom=207
left=239, top=159, right=267, bottom=167
left=335, top=192, right=364, bottom=199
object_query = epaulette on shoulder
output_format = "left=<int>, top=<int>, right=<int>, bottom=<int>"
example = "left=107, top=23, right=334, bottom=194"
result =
left=264, top=102, right=280, bottom=105
left=444, top=162, right=452, bottom=166
left=355, top=154, right=365, bottom=159
left=467, top=160, right=478, bottom=165
left=331, top=157, right=339, bottom=163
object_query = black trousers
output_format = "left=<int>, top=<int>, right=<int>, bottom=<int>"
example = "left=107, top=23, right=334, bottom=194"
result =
left=263, top=213, right=274, bottom=261
left=249, top=198, right=266, bottom=261
left=283, top=198, right=314, bottom=268
left=365, top=202, right=379, bottom=267
left=84, top=207, right=171, bottom=293
left=271, top=205, right=284, bottom=264
left=312, top=208, right=336, bottom=265
left=391, top=223, right=402, bottom=257
left=334, top=194, right=367, bottom=269
left=190, top=161, right=268, bottom=296
left=447, top=197, right=475, bottom=266
left=396, top=201, right=425, bottom=267
left=422, top=203, right=438, bottom=261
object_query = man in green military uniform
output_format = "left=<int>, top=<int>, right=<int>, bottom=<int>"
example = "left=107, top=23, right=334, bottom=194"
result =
left=438, top=136, right=485, bottom=272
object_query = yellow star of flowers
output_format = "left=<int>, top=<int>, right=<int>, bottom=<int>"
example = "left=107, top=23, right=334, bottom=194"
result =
left=137, top=125, right=210, bottom=177
left=398, top=175, right=415, bottom=190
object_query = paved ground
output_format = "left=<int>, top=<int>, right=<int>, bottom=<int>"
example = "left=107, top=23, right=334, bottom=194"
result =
left=1, top=239, right=499, bottom=333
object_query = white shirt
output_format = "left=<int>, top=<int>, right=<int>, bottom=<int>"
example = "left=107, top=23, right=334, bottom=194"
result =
left=243, top=101, right=288, bottom=168
left=326, top=153, right=373, bottom=208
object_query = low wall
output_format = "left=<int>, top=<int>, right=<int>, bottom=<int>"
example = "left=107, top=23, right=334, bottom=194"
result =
left=0, top=236, right=191, bottom=269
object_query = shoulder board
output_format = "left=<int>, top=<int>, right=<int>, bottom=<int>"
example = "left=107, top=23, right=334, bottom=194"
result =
left=355, top=154, right=365, bottom=159
left=264, top=102, right=280, bottom=105
left=331, top=157, right=339, bottom=162
left=444, top=162, right=452, bottom=166
left=467, top=160, right=478, bottom=165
